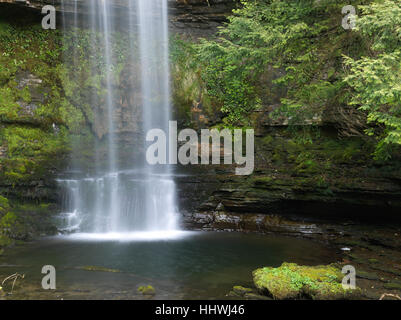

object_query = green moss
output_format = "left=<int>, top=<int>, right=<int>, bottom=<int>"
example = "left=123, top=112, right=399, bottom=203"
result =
left=295, top=158, right=320, bottom=174
left=0, top=196, right=9, bottom=212
left=0, top=200, right=57, bottom=241
left=0, top=125, right=69, bottom=185
left=0, top=19, right=134, bottom=185
left=0, top=195, right=14, bottom=249
left=78, top=266, right=121, bottom=273
left=262, top=135, right=274, bottom=145
left=0, top=211, right=29, bottom=240
left=253, top=176, right=274, bottom=186
left=253, top=262, right=360, bottom=300
left=0, top=20, right=72, bottom=187
left=138, top=285, right=156, bottom=296
left=320, top=139, right=370, bottom=164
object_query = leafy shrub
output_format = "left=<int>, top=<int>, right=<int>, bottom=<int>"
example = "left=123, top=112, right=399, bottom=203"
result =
left=344, top=0, right=401, bottom=160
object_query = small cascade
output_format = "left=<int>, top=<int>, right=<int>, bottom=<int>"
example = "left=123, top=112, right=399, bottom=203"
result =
left=58, top=171, right=178, bottom=232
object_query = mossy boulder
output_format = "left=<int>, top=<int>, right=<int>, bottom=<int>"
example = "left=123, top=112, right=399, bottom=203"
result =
left=138, top=285, right=156, bottom=296
left=253, top=262, right=360, bottom=300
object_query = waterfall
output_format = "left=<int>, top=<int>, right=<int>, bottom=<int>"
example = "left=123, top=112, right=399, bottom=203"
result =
left=58, top=0, right=179, bottom=234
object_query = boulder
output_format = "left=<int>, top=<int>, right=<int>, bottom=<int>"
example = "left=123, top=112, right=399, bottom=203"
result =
left=253, top=262, right=360, bottom=300
left=138, top=285, right=156, bottom=296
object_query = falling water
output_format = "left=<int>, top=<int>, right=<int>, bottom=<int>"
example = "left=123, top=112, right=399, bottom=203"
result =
left=58, top=0, right=179, bottom=234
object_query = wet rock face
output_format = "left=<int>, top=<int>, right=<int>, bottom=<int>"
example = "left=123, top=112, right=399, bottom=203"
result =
left=88, top=61, right=144, bottom=167
left=14, top=71, right=46, bottom=124
left=175, top=125, right=401, bottom=232
left=0, top=71, right=47, bottom=126
left=2, top=0, right=236, bottom=37
left=0, top=71, right=59, bottom=201
left=170, top=0, right=237, bottom=37
left=181, top=170, right=401, bottom=232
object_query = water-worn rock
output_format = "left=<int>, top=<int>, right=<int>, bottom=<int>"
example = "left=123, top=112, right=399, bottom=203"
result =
left=356, top=271, right=380, bottom=281
left=253, top=262, right=360, bottom=300
left=232, top=285, right=253, bottom=296
left=177, top=129, right=401, bottom=232
left=383, top=281, right=401, bottom=291
left=228, top=285, right=272, bottom=300
left=244, top=292, right=272, bottom=300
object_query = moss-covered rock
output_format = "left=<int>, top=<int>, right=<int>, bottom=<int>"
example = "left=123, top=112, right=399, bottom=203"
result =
left=0, top=211, right=26, bottom=240
left=253, top=262, right=360, bottom=300
left=138, top=285, right=156, bottom=296
left=0, top=19, right=71, bottom=201
left=0, top=200, right=57, bottom=241
left=0, top=196, right=13, bottom=249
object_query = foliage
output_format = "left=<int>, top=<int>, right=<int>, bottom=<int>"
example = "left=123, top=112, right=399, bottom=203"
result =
left=194, top=0, right=401, bottom=159
left=344, top=0, right=401, bottom=160
left=196, top=0, right=369, bottom=124
left=170, top=36, right=207, bottom=125
left=0, top=211, right=25, bottom=239
left=0, top=196, right=9, bottom=213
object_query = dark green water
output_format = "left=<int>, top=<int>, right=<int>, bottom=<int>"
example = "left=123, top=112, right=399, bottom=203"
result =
left=0, top=231, right=338, bottom=299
